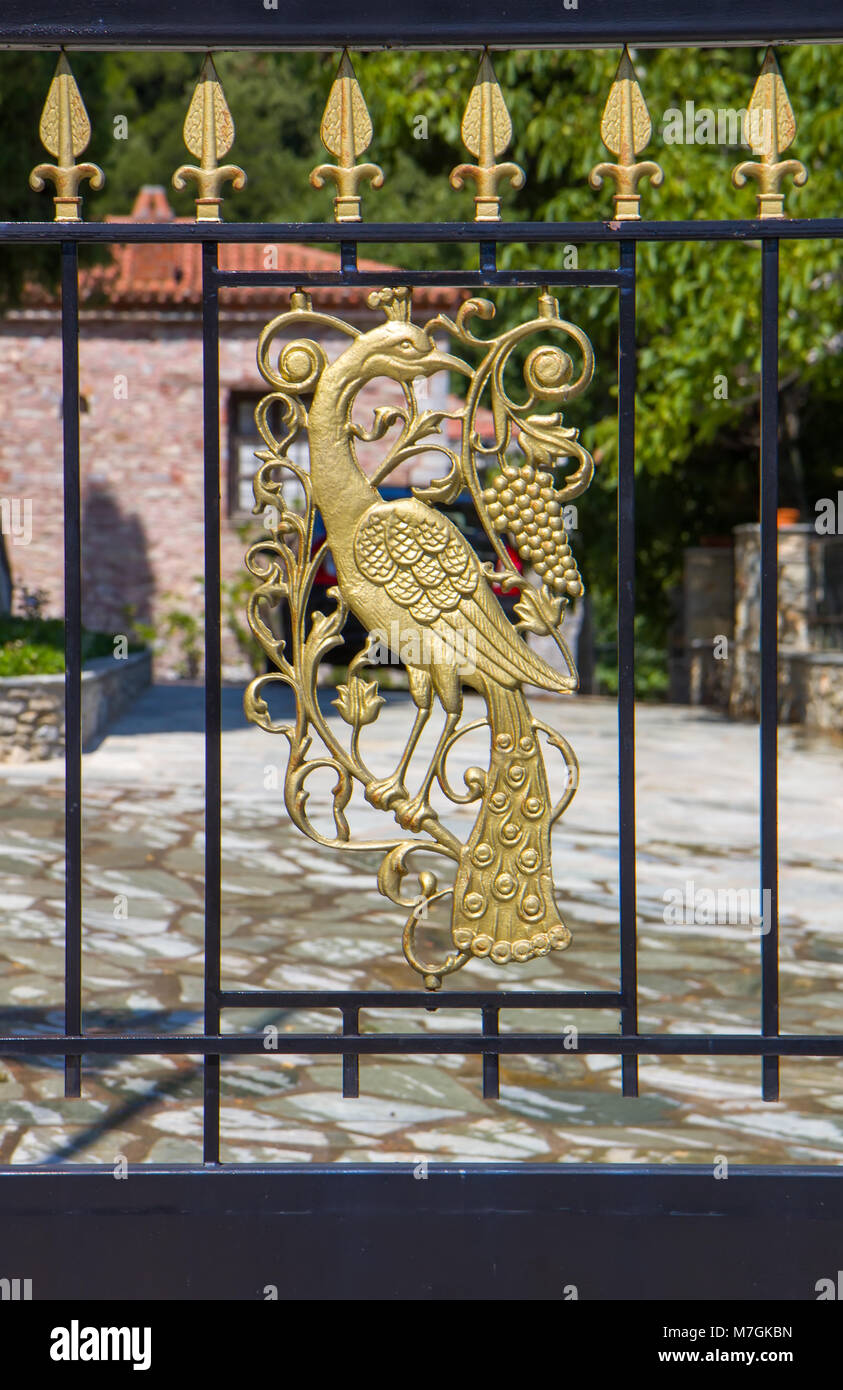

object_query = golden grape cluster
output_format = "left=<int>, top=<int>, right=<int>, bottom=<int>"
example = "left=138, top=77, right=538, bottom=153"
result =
left=482, top=462, right=583, bottom=598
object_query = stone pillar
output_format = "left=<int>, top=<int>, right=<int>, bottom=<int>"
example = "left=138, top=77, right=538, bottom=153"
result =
left=729, top=522, right=815, bottom=719
left=678, top=544, right=734, bottom=706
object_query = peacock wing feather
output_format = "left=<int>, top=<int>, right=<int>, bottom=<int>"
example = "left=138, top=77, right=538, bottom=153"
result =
left=353, top=497, right=570, bottom=693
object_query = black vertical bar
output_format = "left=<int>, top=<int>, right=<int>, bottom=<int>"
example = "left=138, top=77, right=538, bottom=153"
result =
left=479, top=241, right=497, bottom=275
left=342, top=1008, right=359, bottom=1098
left=760, top=239, right=781, bottom=1102
left=202, top=242, right=222, bottom=1160
left=482, top=1006, right=500, bottom=1100
left=61, top=242, right=82, bottom=1099
left=340, top=241, right=357, bottom=276
left=618, top=241, right=638, bottom=1097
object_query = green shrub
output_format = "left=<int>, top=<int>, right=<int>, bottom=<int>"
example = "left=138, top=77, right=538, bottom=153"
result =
left=0, top=616, right=143, bottom=678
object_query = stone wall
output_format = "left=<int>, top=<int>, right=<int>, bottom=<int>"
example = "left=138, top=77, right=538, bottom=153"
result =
left=730, top=523, right=817, bottom=718
left=728, top=524, right=843, bottom=731
left=679, top=523, right=843, bottom=732
left=0, top=649, right=151, bottom=762
left=673, top=545, right=734, bottom=705
left=786, top=652, right=843, bottom=733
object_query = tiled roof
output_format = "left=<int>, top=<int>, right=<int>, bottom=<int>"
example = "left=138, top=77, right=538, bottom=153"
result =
left=34, top=187, right=457, bottom=314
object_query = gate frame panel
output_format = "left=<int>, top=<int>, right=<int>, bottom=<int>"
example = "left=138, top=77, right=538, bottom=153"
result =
left=1, top=6, right=842, bottom=1300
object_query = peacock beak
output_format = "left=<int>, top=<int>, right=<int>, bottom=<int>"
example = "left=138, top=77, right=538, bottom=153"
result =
left=418, top=347, right=471, bottom=378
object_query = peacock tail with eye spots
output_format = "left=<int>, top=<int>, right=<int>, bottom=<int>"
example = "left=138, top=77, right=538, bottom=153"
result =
left=451, top=682, right=571, bottom=964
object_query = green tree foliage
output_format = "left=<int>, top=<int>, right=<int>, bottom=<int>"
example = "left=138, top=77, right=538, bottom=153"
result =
left=1, top=46, right=841, bottom=671
left=0, top=52, right=110, bottom=303
left=98, top=51, right=464, bottom=237
left=369, top=46, right=843, bottom=658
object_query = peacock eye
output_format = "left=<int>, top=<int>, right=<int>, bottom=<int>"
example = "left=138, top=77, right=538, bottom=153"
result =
left=399, top=340, right=414, bottom=351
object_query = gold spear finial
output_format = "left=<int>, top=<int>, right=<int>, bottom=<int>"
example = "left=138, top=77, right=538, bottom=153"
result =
left=449, top=49, right=525, bottom=222
left=588, top=46, right=663, bottom=221
left=29, top=53, right=105, bottom=222
left=172, top=54, right=246, bottom=221
left=309, top=50, right=384, bottom=223
left=732, top=48, right=808, bottom=219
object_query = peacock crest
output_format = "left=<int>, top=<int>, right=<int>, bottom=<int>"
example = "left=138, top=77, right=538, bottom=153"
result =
left=367, top=286, right=413, bottom=322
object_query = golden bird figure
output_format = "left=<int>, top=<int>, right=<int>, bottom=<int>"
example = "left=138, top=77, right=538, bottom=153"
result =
left=303, top=301, right=577, bottom=967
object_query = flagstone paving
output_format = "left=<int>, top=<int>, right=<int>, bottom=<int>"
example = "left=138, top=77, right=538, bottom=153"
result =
left=0, top=684, right=841, bottom=1166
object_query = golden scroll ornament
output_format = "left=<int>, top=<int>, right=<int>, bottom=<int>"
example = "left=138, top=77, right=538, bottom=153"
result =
left=244, top=287, right=595, bottom=988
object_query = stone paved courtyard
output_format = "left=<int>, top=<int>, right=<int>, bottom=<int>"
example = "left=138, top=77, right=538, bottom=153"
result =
left=0, top=684, right=841, bottom=1166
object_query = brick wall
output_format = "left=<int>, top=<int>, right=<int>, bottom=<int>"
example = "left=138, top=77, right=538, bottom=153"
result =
left=0, top=308, right=453, bottom=681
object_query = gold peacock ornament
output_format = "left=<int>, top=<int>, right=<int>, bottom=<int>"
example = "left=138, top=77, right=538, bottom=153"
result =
left=244, top=285, right=596, bottom=988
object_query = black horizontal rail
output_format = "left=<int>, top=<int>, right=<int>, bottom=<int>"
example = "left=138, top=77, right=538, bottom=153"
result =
left=4, top=0, right=843, bottom=48
left=3, top=1034, right=843, bottom=1056
left=218, top=990, right=623, bottom=1009
left=0, top=219, right=842, bottom=245
left=2, top=0, right=842, bottom=49
left=214, top=268, right=627, bottom=288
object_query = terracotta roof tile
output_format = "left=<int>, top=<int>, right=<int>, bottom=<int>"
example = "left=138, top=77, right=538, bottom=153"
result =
left=27, top=187, right=457, bottom=314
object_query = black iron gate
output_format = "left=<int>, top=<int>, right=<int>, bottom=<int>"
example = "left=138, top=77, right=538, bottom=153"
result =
left=1, top=2, right=842, bottom=1303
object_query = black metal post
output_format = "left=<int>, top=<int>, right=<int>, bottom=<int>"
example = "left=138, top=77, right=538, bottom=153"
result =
left=202, top=242, right=222, bottom=1160
left=617, top=240, right=639, bottom=1097
left=61, top=241, right=83, bottom=1100
left=760, top=238, right=781, bottom=1102
left=482, top=1005, right=500, bottom=1100
left=342, top=1008, right=360, bottom=1098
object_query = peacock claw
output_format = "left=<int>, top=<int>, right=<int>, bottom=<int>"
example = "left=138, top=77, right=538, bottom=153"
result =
left=365, top=774, right=408, bottom=812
